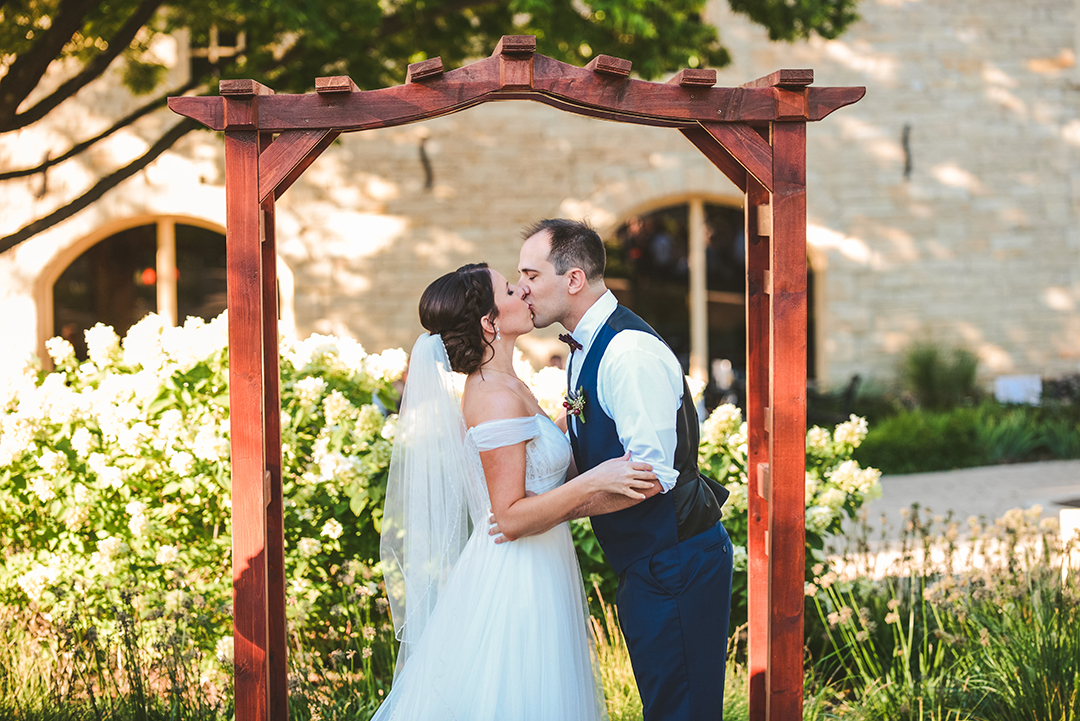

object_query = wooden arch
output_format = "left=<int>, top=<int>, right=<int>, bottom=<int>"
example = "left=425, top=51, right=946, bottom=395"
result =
left=169, top=36, right=863, bottom=721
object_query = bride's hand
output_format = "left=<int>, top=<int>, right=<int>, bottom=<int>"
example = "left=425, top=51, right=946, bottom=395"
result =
left=588, top=452, right=658, bottom=499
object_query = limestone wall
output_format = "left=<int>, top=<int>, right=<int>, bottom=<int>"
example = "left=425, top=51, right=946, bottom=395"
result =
left=2, top=0, right=1078, bottom=389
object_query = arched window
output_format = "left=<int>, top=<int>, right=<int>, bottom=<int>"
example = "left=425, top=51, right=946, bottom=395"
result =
left=52, top=221, right=228, bottom=358
left=605, top=199, right=817, bottom=409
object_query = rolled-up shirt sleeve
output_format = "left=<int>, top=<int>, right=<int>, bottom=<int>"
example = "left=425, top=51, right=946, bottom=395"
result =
left=596, top=330, right=684, bottom=493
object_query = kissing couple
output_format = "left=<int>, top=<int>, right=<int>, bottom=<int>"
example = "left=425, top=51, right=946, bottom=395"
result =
left=375, top=219, right=734, bottom=720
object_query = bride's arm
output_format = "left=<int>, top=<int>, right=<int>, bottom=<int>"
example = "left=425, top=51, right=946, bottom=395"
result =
left=473, top=387, right=655, bottom=541
left=483, top=445, right=656, bottom=542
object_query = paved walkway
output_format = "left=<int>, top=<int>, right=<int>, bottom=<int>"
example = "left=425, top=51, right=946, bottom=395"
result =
left=852, top=458, right=1080, bottom=540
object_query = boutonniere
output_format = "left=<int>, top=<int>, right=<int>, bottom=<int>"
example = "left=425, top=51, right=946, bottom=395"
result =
left=563, top=386, right=587, bottom=424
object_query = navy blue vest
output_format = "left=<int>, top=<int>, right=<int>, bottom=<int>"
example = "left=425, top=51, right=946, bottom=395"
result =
left=569, top=305, right=729, bottom=574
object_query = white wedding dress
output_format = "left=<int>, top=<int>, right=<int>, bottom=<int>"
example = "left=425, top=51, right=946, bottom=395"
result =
left=372, top=413, right=608, bottom=720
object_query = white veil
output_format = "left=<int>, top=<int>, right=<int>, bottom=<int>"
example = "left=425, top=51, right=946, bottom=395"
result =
left=379, top=332, right=471, bottom=678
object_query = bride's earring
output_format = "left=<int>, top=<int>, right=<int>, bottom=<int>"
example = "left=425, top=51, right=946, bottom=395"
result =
left=494, top=325, right=501, bottom=341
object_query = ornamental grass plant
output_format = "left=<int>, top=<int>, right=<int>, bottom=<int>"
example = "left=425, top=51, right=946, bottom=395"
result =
left=809, top=503, right=1080, bottom=720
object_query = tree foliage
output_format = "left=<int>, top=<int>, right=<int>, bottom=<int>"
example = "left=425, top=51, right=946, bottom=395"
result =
left=0, top=0, right=860, bottom=249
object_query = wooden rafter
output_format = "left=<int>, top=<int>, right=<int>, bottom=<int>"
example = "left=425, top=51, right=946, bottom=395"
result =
left=169, top=35, right=863, bottom=721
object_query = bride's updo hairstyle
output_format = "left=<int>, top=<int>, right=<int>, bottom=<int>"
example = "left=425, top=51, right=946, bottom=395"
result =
left=419, top=263, right=499, bottom=375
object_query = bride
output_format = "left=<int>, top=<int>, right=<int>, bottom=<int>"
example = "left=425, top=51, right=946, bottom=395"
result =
left=374, top=263, right=658, bottom=720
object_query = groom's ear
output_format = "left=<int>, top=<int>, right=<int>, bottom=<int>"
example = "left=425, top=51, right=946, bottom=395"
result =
left=565, top=268, right=588, bottom=295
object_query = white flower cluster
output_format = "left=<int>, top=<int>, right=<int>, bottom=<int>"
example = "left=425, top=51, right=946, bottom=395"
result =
left=806, top=426, right=831, bottom=452
left=156, top=544, right=180, bottom=564
left=283, top=333, right=368, bottom=375
left=527, top=365, right=571, bottom=420
left=122, top=313, right=229, bottom=373
left=297, top=537, right=321, bottom=558
left=702, top=404, right=744, bottom=447
left=833, top=414, right=869, bottom=447
left=323, top=390, right=354, bottom=426
left=295, top=376, right=328, bottom=405
left=17, top=557, right=64, bottom=602
left=215, top=636, right=234, bottom=666
left=126, top=500, right=148, bottom=537
left=364, top=347, right=409, bottom=383
left=85, top=323, right=120, bottom=368
left=193, top=425, right=229, bottom=463
left=45, top=337, right=75, bottom=365
left=827, top=460, right=882, bottom=498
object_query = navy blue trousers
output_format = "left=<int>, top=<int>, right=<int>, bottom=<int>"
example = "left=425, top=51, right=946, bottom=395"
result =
left=615, top=520, right=734, bottom=721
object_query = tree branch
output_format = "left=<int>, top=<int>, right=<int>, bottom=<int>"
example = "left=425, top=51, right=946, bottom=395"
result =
left=377, top=0, right=499, bottom=43
left=0, top=78, right=202, bottom=181
left=0, top=0, right=102, bottom=125
left=0, top=117, right=199, bottom=253
left=3, top=0, right=168, bottom=132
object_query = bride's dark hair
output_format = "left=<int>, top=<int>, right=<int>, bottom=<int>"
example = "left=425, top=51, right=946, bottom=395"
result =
left=419, top=263, right=499, bottom=375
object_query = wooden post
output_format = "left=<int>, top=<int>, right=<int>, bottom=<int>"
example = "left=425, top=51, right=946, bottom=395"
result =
left=744, top=176, right=771, bottom=721
left=156, top=218, right=177, bottom=326
left=260, top=131, right=289, bottom=721
left=688, top=198, right=708, bottom=383
left=766, top=119, right=808, bottom=721
left=222, top=79, right=273, bottom=721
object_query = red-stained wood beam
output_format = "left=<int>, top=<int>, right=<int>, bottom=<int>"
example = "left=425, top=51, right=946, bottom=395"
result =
left=225, top=118, right=270, bottom=721
left=808, top=86, right=866, bottom=121
left=259, top=132, right=288, bottom=721
left=744, top=173, right=771, bottom=721
left=681, top=125, right=747, bottom=191
left=406, top=58, right=445, bottom=83
left=315, top=76, right=360, bottom=94
left=170, top=42, right=864, bottom=134
left=702, top=122, right=774, bottom=192
left=742, top=69, right=814, bottom=89
left=585, top=54, right=632, bottom=77
left=668, top=68, right=717, bottom=87
left=259, top=128, right=341, bottom=203
left=766, top=120, right=808, bottom=721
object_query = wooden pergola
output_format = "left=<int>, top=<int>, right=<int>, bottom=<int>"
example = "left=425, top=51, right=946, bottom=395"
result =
left=169, top=36, right=863, bottom=721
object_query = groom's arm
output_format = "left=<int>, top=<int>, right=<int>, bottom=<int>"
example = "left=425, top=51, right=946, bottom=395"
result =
left=563, top=332, right=682, bottom=521
left=563, top=480, right=662, bottom=519
left=599, top=331, right=684, bottom=491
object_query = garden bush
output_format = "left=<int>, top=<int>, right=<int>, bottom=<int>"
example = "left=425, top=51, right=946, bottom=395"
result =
left=899, top=342, right=980, bottom=411
left=0, top=315, right=883, bottom=715
left=0, top=313, right=407, bottom=701
left=855, top=401, right=1080, bottom=475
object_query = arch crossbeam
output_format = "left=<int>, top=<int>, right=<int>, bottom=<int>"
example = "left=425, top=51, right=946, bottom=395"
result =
left=169, top=37, right=863, bottom=134
left=168, top=35, right=864, bottom=721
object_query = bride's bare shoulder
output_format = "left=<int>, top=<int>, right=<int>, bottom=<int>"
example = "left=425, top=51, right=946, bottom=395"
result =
left=462, top=377, right=531, bottom=429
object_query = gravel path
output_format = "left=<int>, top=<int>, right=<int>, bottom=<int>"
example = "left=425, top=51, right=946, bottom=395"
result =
left=854, top=458, right=1080, bottom=540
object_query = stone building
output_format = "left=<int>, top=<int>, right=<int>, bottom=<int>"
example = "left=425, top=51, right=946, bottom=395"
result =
left=2, top=0, right=1078, bottom=395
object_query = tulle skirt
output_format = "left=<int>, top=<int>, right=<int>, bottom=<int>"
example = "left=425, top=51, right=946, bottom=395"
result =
left=371, top=522, right=607, bottom=720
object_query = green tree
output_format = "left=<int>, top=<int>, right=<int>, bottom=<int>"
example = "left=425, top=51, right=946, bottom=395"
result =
left=0, top=0, right=859, bottom=252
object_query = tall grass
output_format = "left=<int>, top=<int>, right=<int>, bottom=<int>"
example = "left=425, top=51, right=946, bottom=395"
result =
left=816, top=504, right=1080, bottom=720
left=0, top=591, right=232, bottom=721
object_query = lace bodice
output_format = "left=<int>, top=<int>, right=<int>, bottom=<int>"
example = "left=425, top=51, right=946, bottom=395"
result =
left=463, top=414, right=572, bottom=524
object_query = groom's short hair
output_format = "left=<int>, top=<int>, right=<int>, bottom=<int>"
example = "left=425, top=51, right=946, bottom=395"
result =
left=522, top=218, right=606, bottom=282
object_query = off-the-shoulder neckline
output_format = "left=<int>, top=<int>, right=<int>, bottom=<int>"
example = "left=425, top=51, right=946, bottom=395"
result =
left=465, top=412, right=549, bottom=435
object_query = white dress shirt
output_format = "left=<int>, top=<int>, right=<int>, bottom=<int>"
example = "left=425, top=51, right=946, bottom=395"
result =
left=567, top=291, right=684, bottom=493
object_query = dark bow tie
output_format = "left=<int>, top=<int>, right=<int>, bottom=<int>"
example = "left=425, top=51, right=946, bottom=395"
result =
left=558, top=333, right=583, bottom=353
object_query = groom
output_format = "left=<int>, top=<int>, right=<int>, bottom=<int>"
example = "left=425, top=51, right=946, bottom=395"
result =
left=517, top=218, right=734, bottom=721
